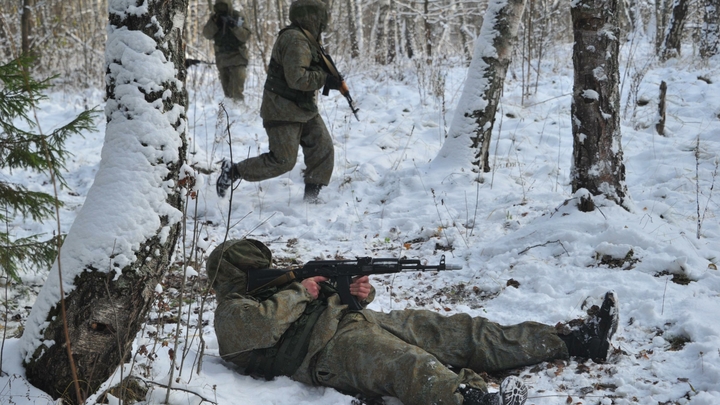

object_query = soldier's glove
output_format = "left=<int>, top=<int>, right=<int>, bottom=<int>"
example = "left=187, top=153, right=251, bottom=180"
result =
left=216, top=159, right=235, bottom=198
left=323, top=73, right=342, bottom=95
left=220, top=15, right=236, bottom=28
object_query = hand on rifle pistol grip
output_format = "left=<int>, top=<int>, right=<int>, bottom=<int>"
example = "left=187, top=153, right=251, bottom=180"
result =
left=324, top=73, right=342, bottom=91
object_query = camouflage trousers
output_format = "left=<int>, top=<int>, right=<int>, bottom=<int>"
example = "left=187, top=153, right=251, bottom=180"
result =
left=311, top=309, right=569, bottom=405
left=217, top=63, right=247, bottom=100
left=233, top=115, right=334, bottom=186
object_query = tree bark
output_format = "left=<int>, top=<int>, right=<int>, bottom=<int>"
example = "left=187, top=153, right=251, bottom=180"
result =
left=375, top=2, right=389, bottom=64
left=660, top=0, right=689, bottom=61
left=570, top=0, right=628, bottom=211
left=433, top=0, right=526, bottom=174
left=423, top=0, right=433, bottom=61
left=473, top=0, right=526, bottom=172
left=456, top=0, right=472, bottom=64
left=656, top=80, right=667, bottom=136
left=21, top=0, right=189, bottom=403
left=347, top=0, right=360, bottom=58
left=655, top=0, right=669, bottom=53
left=21, top=0, right=34, bottom=58
left=701, top=0, right=720, bottom=58
left=387, top=0, right=398, bottom=64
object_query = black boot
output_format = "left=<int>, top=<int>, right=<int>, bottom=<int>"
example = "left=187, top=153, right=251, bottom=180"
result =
left=216, top=159, right=238, bottom=198
left=558, top=291, right=619, bottom=362
left=459, top=376, right=528, bottom=405
left=304, top=183, right=323, bottom=203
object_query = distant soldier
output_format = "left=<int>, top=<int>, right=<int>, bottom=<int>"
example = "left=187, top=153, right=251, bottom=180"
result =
left=203, top=0, right=251, bottom=101
left=215, top=0, right=341, bottom=203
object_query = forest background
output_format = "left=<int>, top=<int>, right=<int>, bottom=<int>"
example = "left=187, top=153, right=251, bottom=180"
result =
left=2, top=0, right=720, bottom=404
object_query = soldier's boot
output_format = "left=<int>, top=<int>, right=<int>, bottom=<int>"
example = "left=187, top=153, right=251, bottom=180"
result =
left=216, top=159, right=238, bottom=198
left=304, top=183, right=324, bottom=204
left=558, top=291, right=619, bottom=362
left=459, top=376, right=528, bottom=405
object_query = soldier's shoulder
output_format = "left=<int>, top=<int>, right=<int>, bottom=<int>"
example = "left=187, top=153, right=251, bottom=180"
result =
left=279, top=27, right=305, bottom=39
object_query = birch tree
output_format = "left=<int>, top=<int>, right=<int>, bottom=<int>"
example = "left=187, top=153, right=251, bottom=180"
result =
left=20, top=0, right=189, bottom=402
left=701, top=0, right=720, bottom=58
left=570, top=0, right=628, bottom=211
left=660, top=0, right=690, bottom=61
left=433, top=0, right=526, bottom=174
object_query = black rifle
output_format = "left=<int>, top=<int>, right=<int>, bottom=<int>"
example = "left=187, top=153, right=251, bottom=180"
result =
left=299, top=28, right=360, bottom=121
left=218, top=14, right=242, bottom=29
left=185, top=58, right=214, bottom=68
left=246, top=255, right=462, bottom=310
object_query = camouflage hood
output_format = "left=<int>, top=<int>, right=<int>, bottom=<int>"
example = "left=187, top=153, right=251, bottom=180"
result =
left=206, top=239, right=272, bottom=300
left=213, top=0, right=235, bottom=15
left=289, top=0, right=328, bottom=39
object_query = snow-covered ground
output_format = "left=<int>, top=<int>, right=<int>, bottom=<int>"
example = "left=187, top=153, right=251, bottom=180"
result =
left=2, top=39, right=719, bottom=404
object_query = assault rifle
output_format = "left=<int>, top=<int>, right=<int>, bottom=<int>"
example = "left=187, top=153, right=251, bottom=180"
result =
left=185, top=58, right=214, bottom=68
left=217, top=14, right=243, bottom=29
left=299, top=28, right=360, bottom=121
left=246, top=255, right=462, bottom=310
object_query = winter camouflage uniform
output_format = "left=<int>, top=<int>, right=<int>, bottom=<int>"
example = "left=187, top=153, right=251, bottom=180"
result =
left=202, top=0, right=251, bottom=100
left=226, top=0, right=334, bottom=196
left=209, top=239, right=571, bottom=405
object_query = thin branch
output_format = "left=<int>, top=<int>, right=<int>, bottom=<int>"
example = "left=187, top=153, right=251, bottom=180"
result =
left=518, top=240, right=569, bottom=256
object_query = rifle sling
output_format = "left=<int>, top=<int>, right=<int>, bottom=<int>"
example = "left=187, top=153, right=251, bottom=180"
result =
left=299, top=28, right=341, bottom=80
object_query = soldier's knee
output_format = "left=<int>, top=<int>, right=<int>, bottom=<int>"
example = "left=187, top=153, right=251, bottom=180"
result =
left=269, top=153, right=297, bottom=174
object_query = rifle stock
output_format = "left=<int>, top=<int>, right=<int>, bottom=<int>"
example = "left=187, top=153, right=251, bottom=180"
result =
left=246, top=256, right=462, bottom=310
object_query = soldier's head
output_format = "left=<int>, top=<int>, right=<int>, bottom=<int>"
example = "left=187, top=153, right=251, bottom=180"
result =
left=213, top=0, right=232, bottom=15
left=206, top=239, right=272, bottom=300
left=289, top=0, right=329, bottom=38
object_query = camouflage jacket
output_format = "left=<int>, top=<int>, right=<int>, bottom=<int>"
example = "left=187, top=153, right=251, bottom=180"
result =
left=214, top=279, right=375, bottom=386
left=260, top=27, right=327, bottom=123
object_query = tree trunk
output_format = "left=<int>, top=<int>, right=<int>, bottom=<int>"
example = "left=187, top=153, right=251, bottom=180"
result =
left=387, top=0, right=398, bottom=64
left=423, top=0, right=433, bottom=61
left=456, top=0, right=472, bottom=64
left=655, top=0, right=668, bottom=53
left=656, top=80, right=667, bottom=136
left=21, top=0, right=34, bottom=57
left=21, top=0, right=189, bottom=403
left=660, top=0, right=690, bottom=61
left=570, top=0, right=628, bottom=211
left=375, top=2, right=389, bottom=64
left=701, top=0, right=720, bottom=58
left=433, top=0, right=526, bottom=174
left=347, top=0, right=360, bottom=58
left=404, top=15, right=415, bottom=59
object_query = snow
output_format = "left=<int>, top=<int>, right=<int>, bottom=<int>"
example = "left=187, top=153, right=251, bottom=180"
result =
left=2, top=21, right=720, bottom=405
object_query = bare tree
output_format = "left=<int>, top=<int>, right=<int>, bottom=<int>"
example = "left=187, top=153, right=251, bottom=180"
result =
left=20, top=0, right=189, bottom=402
left=433, top=0, right=526, bottom=174
left=423, top=0, right=434, bottom=60
left=346, top=0, right=361, bottom=58
left=655, top=0, right=669, bottom=52
left=21, top=0, right=34, bottom=58
left=570, top=0, right=628, bottom=211
left=701, top=0, right=720, bottom=58
left=660, top=0, right=690, bottom=61
left=455, top=0, right=473, bottom=63
left=373, top=2, right=388, bottom=64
